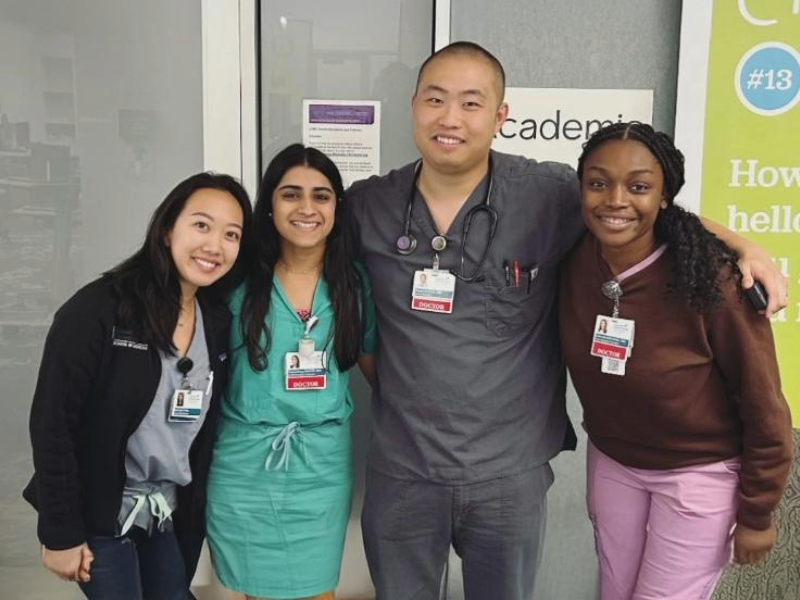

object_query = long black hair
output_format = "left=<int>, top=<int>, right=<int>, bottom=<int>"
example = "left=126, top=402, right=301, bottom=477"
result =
left=104, top=172, right=253, bottom=351
left=240, top=144, right=366, bottom=371
left=577, top=122, right=740, bottom=313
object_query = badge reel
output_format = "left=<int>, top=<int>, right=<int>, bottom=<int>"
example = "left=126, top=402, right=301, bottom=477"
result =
left=590, top=279, right=635, bottom=376
left=169, top=357, right=204, bottom=422
left=285, top=316, right=327, bottom=391
left=411, top=237, right=457, bottom=314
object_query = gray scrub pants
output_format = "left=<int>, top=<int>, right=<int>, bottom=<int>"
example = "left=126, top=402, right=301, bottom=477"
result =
left=361, top=463, right=554, bottom=600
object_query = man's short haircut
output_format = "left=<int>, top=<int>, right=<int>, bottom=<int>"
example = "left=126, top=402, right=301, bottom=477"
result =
left=414, top=41, right=506, bottom=103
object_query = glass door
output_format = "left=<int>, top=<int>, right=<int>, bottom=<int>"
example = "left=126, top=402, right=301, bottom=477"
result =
left=0, top=0, right=242, bottom=597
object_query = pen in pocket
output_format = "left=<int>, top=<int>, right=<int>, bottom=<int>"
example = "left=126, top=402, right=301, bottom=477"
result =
left=503, top=260, right=539, bottom=292
left=527, top=265, right=539, bottom=294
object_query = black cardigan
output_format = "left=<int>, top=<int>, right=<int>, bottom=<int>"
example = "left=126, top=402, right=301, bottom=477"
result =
left=23, top=277, right=230, bottom=579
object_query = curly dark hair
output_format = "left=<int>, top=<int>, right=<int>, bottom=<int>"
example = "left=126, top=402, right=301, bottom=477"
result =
left=577, top=122, right=740, bottom=313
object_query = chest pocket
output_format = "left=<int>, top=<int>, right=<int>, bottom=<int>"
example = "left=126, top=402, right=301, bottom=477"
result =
left=484, top=263, right=553, bottom=337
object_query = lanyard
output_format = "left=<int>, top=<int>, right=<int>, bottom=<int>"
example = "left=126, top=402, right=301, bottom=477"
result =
left=601, top=244, right=668, bottom=317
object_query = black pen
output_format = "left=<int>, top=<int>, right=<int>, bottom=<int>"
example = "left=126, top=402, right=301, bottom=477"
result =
left=503, top=260, right=511, bottom=287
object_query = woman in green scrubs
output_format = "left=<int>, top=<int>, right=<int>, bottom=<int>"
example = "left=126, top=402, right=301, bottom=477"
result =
left=206, top=144, right=375, bottom=600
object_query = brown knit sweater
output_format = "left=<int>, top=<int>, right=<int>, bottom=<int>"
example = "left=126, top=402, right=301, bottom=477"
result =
left=559, top=233, right=793, bottom=531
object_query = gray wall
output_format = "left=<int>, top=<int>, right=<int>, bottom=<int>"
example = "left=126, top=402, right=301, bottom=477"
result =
left=452, top=0, right=682, bottom=135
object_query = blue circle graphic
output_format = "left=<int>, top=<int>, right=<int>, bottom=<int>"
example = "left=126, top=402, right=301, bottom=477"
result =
left=736, top=43, right=800, bottom=115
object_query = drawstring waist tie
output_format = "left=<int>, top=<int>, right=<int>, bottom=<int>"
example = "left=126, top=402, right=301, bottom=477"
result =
left=264, top=421, right=305, bottom=470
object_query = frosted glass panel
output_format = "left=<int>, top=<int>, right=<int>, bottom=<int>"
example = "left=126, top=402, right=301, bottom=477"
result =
left=260, top=0, right=432, bottom=171
left=0, top=0, right=203, bottom=596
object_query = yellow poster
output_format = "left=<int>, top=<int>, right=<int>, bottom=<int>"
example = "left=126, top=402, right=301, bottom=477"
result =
left=688, top=1, right=799, bottom=425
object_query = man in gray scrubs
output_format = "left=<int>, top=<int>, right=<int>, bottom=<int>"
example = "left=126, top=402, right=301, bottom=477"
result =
left=347, top=41, right=785, bottom=600
left=348, top=41, right=580, bottom=599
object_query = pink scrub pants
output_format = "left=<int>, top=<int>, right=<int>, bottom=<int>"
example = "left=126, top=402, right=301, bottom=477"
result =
left=587, top=442, right=739, bottom=600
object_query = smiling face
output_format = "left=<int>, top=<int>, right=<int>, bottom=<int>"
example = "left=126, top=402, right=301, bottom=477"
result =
left=581, top=139, right=668, bottom=272
left=411, top=53, right=508, bottom=178
left=271, top=165, right=336, bottom=253
left=166, top=188, right=244, bottom=298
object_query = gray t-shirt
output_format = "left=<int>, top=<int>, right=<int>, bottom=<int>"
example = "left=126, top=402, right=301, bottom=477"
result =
left=117, top=301, right=211, bottom=533
left=348, top=150, right=584, bottom=484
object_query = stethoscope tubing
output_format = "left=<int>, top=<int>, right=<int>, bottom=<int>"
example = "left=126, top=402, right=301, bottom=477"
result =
left=396, top=157, right=498, bottom=283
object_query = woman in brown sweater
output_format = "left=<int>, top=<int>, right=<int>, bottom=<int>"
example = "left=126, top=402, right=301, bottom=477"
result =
left=559, top=122, right=792, bottom=600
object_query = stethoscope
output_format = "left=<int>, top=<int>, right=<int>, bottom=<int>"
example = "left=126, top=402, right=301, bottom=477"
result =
left=396, top=157, right=499, bottom=283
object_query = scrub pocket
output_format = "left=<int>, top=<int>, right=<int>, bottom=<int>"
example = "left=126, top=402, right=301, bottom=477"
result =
left=484, top=264, right=551, bottom=336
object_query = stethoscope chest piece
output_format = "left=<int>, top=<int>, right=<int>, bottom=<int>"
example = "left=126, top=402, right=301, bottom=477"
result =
left=396, top=234, right=417, bottom=255
left=431, top=235, right=448, bottom=253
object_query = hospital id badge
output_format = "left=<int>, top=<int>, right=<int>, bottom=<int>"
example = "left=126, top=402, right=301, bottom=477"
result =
left=411, top=269, right=455, bottom=314
left=168, top=389, right=204, bottom=422
left=590, top=315, right=635, bottom=362
left=285, top=350, right=327, bottom=391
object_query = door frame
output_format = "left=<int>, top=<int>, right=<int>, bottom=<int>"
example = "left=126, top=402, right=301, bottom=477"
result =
left=201, top=0, right=260, bottom=196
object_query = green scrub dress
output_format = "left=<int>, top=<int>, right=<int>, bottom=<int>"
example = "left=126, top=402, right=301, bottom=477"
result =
left=206, top=271, right=375, bottom=598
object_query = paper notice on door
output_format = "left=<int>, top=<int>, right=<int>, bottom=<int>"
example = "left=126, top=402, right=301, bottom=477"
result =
left=302, top=99, right=381, bottom=187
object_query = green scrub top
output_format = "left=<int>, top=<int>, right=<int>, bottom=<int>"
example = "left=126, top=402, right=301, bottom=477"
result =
left=222, top=266, right=376, bottom=427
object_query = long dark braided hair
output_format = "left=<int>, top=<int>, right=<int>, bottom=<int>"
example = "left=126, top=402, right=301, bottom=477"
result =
left=577, top=122, right=740, bottom=313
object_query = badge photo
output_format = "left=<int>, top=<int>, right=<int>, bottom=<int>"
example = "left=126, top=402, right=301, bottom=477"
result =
left=285, top=351, right=327, bottom=391
left=590, top=315, right=635, bottom=362
left=169, top=388, right=204, bottom=422
left=411, top=269, right=456, bottom=314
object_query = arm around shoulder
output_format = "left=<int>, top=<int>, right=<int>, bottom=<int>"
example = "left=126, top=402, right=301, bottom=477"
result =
left=700, top=216, right=788, bottom=316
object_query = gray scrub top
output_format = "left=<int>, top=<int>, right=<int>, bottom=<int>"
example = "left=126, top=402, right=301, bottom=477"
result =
left=117, top=301, right=212, bottom=533
left=348, top=150, right=584, bottom=484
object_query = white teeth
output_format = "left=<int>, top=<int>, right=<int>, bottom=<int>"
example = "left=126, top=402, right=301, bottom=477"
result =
left=436, top=136, right=461, bottom=146
left=601, top=216, right=632, bottom=224
left=194, top=258, right=217, bottom=270
left=292, top=221, right=319, bottom=229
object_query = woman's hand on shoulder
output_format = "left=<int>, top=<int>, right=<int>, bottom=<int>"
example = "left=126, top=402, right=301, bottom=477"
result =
left=42, top=542, right=94, bottom=582
left=733, top=522, right=777, bottom=565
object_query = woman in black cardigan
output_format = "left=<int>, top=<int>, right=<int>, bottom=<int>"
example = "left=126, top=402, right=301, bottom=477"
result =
left=24, top=172, right=252, bottom=599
